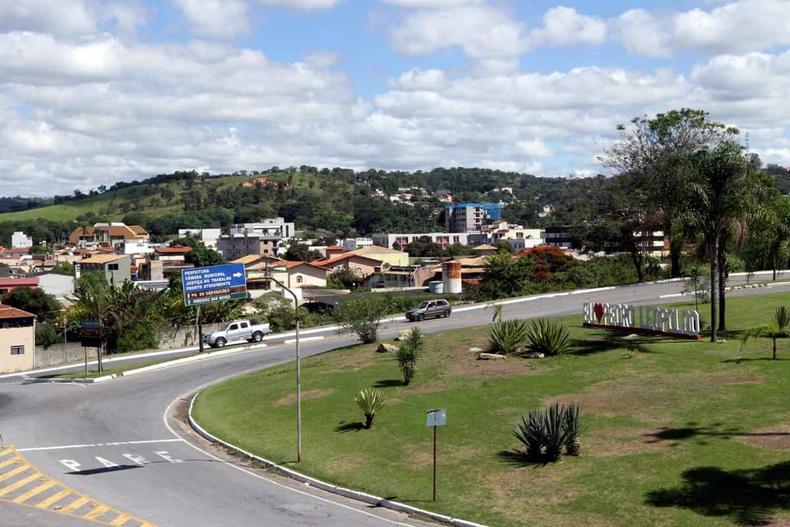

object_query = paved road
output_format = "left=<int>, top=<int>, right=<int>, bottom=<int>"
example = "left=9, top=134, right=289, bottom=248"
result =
left=0, top=275, right=788, bottom=527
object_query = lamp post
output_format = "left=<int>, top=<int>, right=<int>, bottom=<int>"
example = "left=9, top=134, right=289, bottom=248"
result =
left=265, top=275, right=302, bottom=463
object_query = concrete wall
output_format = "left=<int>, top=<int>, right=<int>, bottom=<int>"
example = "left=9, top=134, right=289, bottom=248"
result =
left=34, top=322, right=225, bottom=369
left=0, top=325, right=35, bottom=373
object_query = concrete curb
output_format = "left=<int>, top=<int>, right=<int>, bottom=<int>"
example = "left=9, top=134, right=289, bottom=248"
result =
left=187, top=393, right=486, bottom=527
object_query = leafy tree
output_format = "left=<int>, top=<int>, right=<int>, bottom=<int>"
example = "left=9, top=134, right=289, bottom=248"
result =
left=402, top=236, right=446, bottom=257
left=35, top=322, right=60, bottom=349
left=327, top=268, right=363, bottom=290
left=521, top=245, right=575, bottom=282
left=2, top=287, right=61, bottom=322
left=742, top=193, right=790, bottom=280
left=333, top=296, right=389, bottom=343
left=284, top=243, right=321, bottom=262
left=478, top=253, right=533, bottom=299
left=172, top=236, right=224, bottom=267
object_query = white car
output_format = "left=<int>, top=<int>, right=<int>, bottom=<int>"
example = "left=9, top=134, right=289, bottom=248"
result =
left=203, top=320, right=270, bottom=348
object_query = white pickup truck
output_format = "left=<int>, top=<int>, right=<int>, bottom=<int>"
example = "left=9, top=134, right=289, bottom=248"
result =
left=203, top=320, right=270, bottom=348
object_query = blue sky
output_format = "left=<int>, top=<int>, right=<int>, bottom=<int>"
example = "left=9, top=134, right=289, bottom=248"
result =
left=1, top=0, right=789, bottom=195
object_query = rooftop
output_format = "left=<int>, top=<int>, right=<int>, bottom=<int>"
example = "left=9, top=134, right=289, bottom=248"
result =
left=156, top=245, right=192, bottom=254
left=80, top=254, right=127, bottom=264
left=0, top=304, right=35, bottom=319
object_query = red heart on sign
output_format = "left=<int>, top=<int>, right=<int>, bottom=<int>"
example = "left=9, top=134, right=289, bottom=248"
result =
left=594, top=303, right=604, bottom=323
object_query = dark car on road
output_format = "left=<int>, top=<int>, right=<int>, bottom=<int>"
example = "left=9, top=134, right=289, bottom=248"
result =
left=405, top=299, right=452, bottom=321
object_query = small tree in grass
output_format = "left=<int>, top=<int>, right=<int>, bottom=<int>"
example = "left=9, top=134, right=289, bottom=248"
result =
left=355, top=388, right=384, bottom=429
left=395, top=327, right=424, bottom=385
left=333, top=296, right=389, bottom=343
left=741, top=306, right=790, bottom=360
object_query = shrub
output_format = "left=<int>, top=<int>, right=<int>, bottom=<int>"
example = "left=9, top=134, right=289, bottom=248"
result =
left=403, top=326, right=424, bottom=352
left=523, top=319, right=570, bottom=356
left=35, top=322, right=60, bottom=349
left=395, top=344, right=420, bottom=385
left=355, top=388, right=384, bottom=429
left=334, top=296, right=389, bottom=343
left=487, top=319, right=529, bottom=355
left=512, top=403, right=581, bottom=462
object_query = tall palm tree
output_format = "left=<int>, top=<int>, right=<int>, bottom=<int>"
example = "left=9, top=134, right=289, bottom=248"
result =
left=684, top=141, right=756, bottom=341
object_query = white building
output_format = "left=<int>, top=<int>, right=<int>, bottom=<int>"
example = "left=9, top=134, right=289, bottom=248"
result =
left=178, top=228, right=221, bottom=249
left=341, top=238, right=374, bottom=251
left=229, top=218, right=295, bottom=240
left=373, top=232, right=479, bottom=251
left=123, top=240, right=155, bottom=255
left=11, top=232, right=33, bottom=249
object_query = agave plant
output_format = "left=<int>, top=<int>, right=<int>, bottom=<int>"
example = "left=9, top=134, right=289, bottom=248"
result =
left=403, top=326, right=425, bottom=353
left=355, top=388, right=384, bottom=429
left=524, top=319, right=570, bottom=356
left=512, top=403, right=581, bottom=462
left=741, top=305, right=790, bottom=360
left=487, top=319, right=529, bottom=355
left=395, top=344, right=420, bottom=385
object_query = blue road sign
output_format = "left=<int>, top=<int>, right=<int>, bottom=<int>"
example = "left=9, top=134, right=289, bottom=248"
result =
left=181, top=263, right=248, bottom=307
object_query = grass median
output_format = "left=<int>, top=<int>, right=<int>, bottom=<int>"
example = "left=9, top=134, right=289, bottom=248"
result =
left=192, top=292, right=790, bottom=527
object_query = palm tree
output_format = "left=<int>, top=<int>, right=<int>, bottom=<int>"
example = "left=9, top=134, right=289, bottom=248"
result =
left=742, top=306, right=790, bottom=360
left=684, top=141, right=757, bottom=341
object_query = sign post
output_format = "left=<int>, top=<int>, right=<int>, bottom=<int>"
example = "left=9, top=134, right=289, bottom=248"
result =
left=426, top=408, right=447, bottom=502
left=181, top=264, right=247, bottom=353
left=79, top=320, right=102, bottom=377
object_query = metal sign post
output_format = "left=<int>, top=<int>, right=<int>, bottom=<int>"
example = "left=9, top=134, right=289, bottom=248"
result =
left=426, top=408, right=447, bottom=502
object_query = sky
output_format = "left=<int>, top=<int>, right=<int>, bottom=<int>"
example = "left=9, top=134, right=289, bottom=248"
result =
left=1, top=0, right=789, bottom=196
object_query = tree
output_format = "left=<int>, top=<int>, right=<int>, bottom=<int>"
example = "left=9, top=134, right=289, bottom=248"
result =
left=521, top=245, right=575, bottom=282
left=478, top=253, right=533, bottom=299
left=742, top=193, right=790, bottom=280
left=402, top=236, right=446, bottom=257
left=2, top=287, right=61, bottom=322
left=172, top=236, right=224, bottom=267
left=327, top=268, right=363, bottom=290
left=333, top=296, right=389, bottom=343
left=284, top=243, right=321, bottom=262
left=684, top=141, right=758, bottom=341
left=602, top=109, right=739, bottom=277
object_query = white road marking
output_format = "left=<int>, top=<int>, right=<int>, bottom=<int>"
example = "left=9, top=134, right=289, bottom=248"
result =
left=284, top=336, right=324, bottom=344
left=95, top=457, right=119, bottom=468
left=122, top=453, right=149, bottom=465
left=19, top=438, right=184, bottom=452
left=58, top=459, right=81, bottom=471
left=153, top=451, right=182, bottom=464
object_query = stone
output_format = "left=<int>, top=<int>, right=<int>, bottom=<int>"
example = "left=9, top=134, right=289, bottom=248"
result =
left=376, top=343, right=397, bottom=353
left=395, top=330, right=411, bottom=341
left=478, top=352, right=506, bottom=360
left=526, top=352, right=545, bottom=359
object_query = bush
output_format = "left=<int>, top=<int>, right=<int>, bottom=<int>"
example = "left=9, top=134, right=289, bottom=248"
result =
left=334, top=296, right=389, bottom=343
left=395, top=344, right=420, bottom=385
left=523, top=319, right=571, bottom=356
left=35, top=322, right=60, bottom=349
left=403, top=326, right=424, bottom=352
left=512, top=403, right=581, bottom=462
left=355, top=388, right=384, bottom=429
left=487, top=319, right=529, bottom=355
left=116, top=321, right=161, bottom=353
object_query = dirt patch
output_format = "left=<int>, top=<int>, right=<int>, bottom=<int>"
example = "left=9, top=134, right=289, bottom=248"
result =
left=275, top=389, right=333, bottom=406
left=585, top=428, right=671, bottom=457
left=321, top=347, right=377, bottom=373
left=706, top=372, right=764, bottom=385
left=405, top=445, right=484, bottom=470
left=737, top=426, right=790, bottom=450
left=445, top=345, right=542, bottom=379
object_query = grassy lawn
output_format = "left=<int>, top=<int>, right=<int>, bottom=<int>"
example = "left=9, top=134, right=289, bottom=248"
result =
left=193, top=293, right=790, bottom=527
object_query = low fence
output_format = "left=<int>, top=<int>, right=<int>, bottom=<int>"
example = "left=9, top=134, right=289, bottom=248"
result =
left=34, top=322, right=225, bottom=369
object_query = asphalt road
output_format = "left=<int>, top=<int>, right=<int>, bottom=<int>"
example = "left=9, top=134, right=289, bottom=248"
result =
left=0, top=273, right=788, bottom=527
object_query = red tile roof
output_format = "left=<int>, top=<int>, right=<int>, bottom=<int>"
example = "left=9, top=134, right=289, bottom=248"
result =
left=156, top=245, right=192, bottom=254
left=5, top=247, right=30, bottom=254
left=282, top=260, right=329, bottom=271
left=314, top=253, right=382, bottom=267
left=0, top=304, right=36, bottom=319
left=0, top=278, right=39, bottom=288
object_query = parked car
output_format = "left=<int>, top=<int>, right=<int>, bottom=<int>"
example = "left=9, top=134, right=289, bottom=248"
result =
left=203, top=320, right=270, bottom=348
left=405, top=299, right=452, bottom=321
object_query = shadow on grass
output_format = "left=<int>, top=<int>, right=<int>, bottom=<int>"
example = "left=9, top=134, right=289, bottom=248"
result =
left=722, top=357, right=789, bottom=364
left=645, top=462, right=790, bottom=526
left=570, top=333, right=659, bottom=356
left=373, top=379, right=405, bottom=388
left=335, top=421, right=366, bottom=433
left=496, top=450, right=554, bottom=468
left=644, top=424, right=789, bottom=445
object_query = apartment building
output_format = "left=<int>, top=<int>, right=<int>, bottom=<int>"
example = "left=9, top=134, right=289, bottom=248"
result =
left=0, top=304, right=35, bottom=373
left=445, top=202, right=503, bottom=232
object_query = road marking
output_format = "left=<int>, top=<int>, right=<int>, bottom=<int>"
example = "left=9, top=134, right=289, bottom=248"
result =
left=0, top=456, right=20, bottom=469
left=284, top=336, right=324, bottom=344
left=12, top=479, right=57, bottom=503
left=0, top=446, right=157, bottom=526
left=153, top=451, right=182, bottom=463
left=58, top=459, right=81, bottom=471
left=19, top=438, right=184, bottom=452
left=0, top=472, right=44, bottom=497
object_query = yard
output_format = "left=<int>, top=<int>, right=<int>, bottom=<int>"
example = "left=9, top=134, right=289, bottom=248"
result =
left=192, top=292, right=790, bottom=527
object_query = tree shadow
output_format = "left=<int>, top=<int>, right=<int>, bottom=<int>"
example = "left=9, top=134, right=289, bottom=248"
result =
left=571, top=333, right=658, bottom=356
left=643, top=423, right=789, bottom=446
left=645, top=462, right=790, bottom=525
left=722, top=357, right=789, bottom=364
left=335, top=421, right=366, bottom=433
left=373, top=379, right=405, bottom=388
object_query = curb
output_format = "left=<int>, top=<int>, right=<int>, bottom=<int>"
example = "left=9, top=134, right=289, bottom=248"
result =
left=187, top=393, right=486, bottom=527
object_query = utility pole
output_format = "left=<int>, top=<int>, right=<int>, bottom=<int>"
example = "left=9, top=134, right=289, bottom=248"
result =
left=266, top=276, right=302, bottom=462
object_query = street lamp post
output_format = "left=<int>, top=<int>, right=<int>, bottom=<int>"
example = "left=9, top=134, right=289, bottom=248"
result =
left=265, top=276, right=302, bottom=463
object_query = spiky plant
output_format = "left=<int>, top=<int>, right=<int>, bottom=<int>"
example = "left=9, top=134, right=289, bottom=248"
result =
left=487, top=319, right=529, bottom=355
left=512, top=403, right=582, bottom=462
left=395, top=344, right=420, bottom=385
left=524, top=319, right=570, bottom=356
left=404, top=326, right=424, bottom=353
left=355, top=388, right=384, bottom=429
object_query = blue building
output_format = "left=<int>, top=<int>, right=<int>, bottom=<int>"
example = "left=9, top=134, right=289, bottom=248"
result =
left=445, top=202, right=503, bottom=232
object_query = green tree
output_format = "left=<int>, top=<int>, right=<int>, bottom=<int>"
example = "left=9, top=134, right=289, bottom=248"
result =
left=741, top=306, right=789, bottom=360
left=2, top=287, right=61, bottom=322
left=172, top=236, right=225, bottom=267
left=284, top=243, right=321, bottom=262
left=478, top=253, right=533, bottom=299
left=333, top=296, right=389, bottom=343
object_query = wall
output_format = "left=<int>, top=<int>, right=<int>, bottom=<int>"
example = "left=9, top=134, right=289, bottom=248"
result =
left=0, top=325, right=35, bottom=373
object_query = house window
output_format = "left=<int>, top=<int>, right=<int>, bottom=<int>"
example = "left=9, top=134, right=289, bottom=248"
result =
left=108, top=264, right=119, bottom=271
left=296, top=275, right=303, bottom=284
left=10, top=345, right=24, bottom=355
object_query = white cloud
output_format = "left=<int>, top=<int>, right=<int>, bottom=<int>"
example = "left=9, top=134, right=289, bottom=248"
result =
left=389, top=5, right=525, bottom=58
left=616, top=0, right=790, bottom=57
left=172, top=0, right=249, bottom=37
left=258, top=0, right=338, bottom=8
left=0, top=0, right=95, bottom=36
left=382, top=0, right=483, bottom=6
left=528, top=6, right=607, bottom=47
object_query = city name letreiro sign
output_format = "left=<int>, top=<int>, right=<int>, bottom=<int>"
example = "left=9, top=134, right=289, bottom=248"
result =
left=182, top=263, right=248, bottom=307
left=583, top=302, right=701, bottom=340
